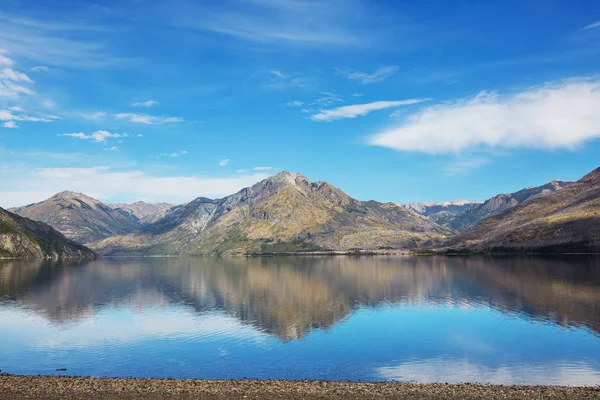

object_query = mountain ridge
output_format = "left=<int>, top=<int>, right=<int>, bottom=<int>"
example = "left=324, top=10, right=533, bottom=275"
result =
left=444, top=168, right=600, bottom=252
left=90, top=171, right=454, bottom=256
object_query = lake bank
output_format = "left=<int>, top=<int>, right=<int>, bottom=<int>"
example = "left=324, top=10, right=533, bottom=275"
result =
left=1, top=376, right=599, bottom=400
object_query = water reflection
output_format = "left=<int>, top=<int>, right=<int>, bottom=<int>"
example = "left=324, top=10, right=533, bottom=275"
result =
left=1, top=256, right=599, bottom=339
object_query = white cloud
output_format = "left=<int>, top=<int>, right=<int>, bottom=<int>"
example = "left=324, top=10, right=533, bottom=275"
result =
left=2, top=121, right=17, bottom=128
left=310, top=92, right=343, bottom=107
left=115, top=113, right=183, bottom=124
left=582, top=21, right=600, bottom=30
left=132, top=100, right=159, bottom=107
left=254, top=166, right=272, bottom=171
left=60, top=130, right=126, bottom=143
left=286, top=100, right=304, bottom=107
left=236, top=169, right=246, bottom=173
left=30, top=65, right=49, bottom=72
left=0, top=53, right=14, bottom=66
left=106, top=146, right=119, bottom=151
left=218, top=158, right=230, bottom=167
left=8, top=106, right=24, bottom=112
left=0, top=166, right=272, bottom=207
left=312, top=99, right=431, bottom=121
left=370, top=79, right=600, bottom=153
left=0, top=54, right=34, bottom=99
left=337, top=65, right=399, bottom=84
left=0, top=67, right=32, bottom=82
left=0, top=109, right=55, bottom=124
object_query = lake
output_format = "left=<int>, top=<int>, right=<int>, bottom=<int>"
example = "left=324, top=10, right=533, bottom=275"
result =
left=1, top=256, right=599, bottom=385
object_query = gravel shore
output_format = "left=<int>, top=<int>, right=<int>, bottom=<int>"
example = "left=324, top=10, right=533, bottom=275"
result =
left=1, top=376, right=599, bottom=399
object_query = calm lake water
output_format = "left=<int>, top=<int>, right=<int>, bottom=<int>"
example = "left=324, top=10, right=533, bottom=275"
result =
left=1, top=256, right=599, bottom=385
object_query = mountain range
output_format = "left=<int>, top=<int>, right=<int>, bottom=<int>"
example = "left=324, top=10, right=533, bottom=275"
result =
left=446, top=167, right=600, bottom=253
left=404, top=180, right=571, bottom=231
left=90, top=171, right=453, bottom=256
left=2, top=167, right=599, bottom=258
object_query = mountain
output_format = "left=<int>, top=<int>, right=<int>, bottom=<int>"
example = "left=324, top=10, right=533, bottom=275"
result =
left=446, top=180, right=572, bottom=231
left=445, top=167, right=600, bottom=252
left=109, top=201, right=175, bottom=225
left=9, top=191, right=140, bottom=244
left=402, top=200, right=481, bottom=226
left=90, top=171, right=454, bottom=256
left=407, top=181, right=571, bottom=232
left=0, top=207, right=97, bottom=259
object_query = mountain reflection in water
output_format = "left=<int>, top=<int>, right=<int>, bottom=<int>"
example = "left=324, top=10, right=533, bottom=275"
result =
left=1, top=256, right=599, bottom=339
left=1, top=256, right=599, bottom=384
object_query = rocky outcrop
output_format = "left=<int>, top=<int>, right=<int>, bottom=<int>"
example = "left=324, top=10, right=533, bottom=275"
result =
left=9, top=191, right=140, bottom=243
left=90, top=172, right=454, bottom=256
left=0, top=207, right=97, bottom=259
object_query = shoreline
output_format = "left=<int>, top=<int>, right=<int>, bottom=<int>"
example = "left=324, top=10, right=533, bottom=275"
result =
left=1, top=376, right=599, bottom=400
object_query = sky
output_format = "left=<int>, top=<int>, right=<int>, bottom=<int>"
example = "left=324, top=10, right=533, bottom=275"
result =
left=1, top=0, right=600, bottom=207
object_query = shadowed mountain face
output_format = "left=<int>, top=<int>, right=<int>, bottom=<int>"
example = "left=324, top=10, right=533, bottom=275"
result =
left=406, top=181, right=571, bottom=232
left=0, top=207, right=97, bottom=259
left=1, top=256, right=598, bottom=340
left=9, top=191, right=141, bottom=244
left=446, top=168, right=600, bottom=252
left=109, top=201, right=175, bottom=225
left=90, top=172, right=453, bottom=256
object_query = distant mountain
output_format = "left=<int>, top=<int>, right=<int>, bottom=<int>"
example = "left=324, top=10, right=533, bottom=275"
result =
left=109, top=201, right=175, bottom=225
left=0, top=207, right=97, bottom=259
left=447, top=180, right=572, bottom=231
left=90, top=171, right=454, bottom=256
left=445, top=167, right=600, bottom=252
left=407, top=181, right=571, bottom=232
left=402, top=200, right=481, bottom=226
left=9, top=191, right=140, bottom=244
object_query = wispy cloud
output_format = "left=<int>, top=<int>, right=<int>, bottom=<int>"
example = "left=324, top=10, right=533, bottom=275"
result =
left=0, top=108, right=57, bottom=128
left=0, top=166, right=272, bottom=206
left=310, top=92, right=344, bottom=107
left=0, top=52, right=35, bottom=99
left=254, top=166, right=272, bottom=171
left=582, top=21, right=600, bottom=30
left=161, top=151, right=188, bottom=158
left=336, top=65, right=399, bottom=84
left=0, top=12, right=125, bottom=68
left=218, top=158, right=230, bottom=167
left=164, top=0, right=371, bottom=48
left=441, top=157, right=489, bottom=176
left=265, top=69, right=310, bottom=89
left=312, top=99, right=431, bottom=122
left=132, top=100, right=159, bottom=107
left=30, top=65, right=49, bottom=72
left=286, top=100, right=304, bottom=107
left=370, top=78, right=600, bottom=153
left=59, top=130, right=126, bottom=143
left=115, top=113, right=183, bottom=124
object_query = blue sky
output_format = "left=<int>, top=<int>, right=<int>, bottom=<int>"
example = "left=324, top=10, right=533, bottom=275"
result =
left=1, top=0, right=600, bottom=207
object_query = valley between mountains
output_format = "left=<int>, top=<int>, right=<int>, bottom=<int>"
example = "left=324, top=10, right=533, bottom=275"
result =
left=1, top=168, right=599, bottom=258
